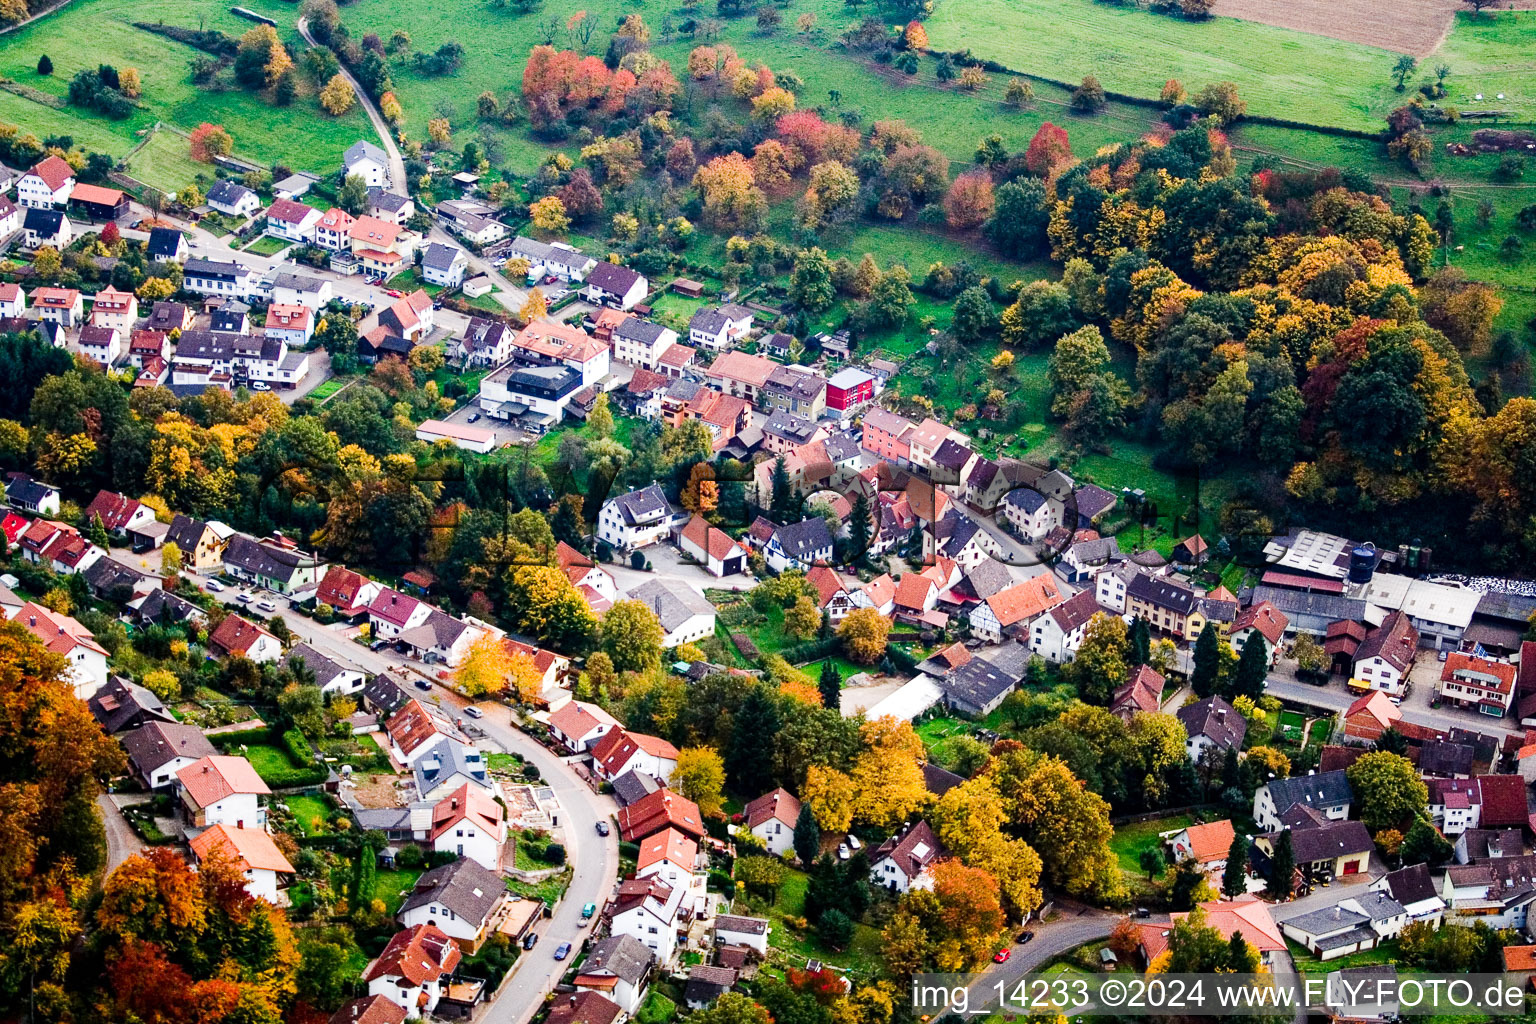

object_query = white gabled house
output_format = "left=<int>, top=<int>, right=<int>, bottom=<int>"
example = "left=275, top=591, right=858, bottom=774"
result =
left=597, top=484, right=678, bottom=552
left=870, top=820, right=946, bottom=893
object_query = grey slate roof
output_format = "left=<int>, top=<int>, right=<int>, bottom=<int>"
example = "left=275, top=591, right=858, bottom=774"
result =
left=614, top=318, right=670, bottom=345
left=224, top=534, right=320, bottom=583
left=362, top=673, right=410, bottom=714
left=610, top=769, right=661, bottom=807
left=345, top=140, right=388, bottom=167
left=627, top=579, right=715, bottom=632
left=586, top=262, right=644, bottom=294
left=1005, top=488, right=1047, bottom=514
left=288, top=642, right=356, bottom=690
left=89, top=676, right=173, bottom=734
left=421, top=242, right=463, bottom=272
left=1379, top=863, right=1438, bottom=905
left=1176, top=696, right=1247, bottom=751
left=1264, top=769, right=1354, bottom=816
left=147, top=227, right=185, bottom=260
left=183, top=258, right=247, bottom=279
left=1127, top=573, right=1195, bottom=615
left=583, top=934, right=656, bottom=984
left=763, top=411, right=820, bottom=444
left=609, top=484, right=671, bottom=526
left=398, top=857, right=506, bottom=925
left=367, top=187, right=412, bottom=214
left=120, top=720, right=217, bottom=776
left=207, top=179, right=255, bottom=208
left=942, top=658, right=1019, bottom=712
left=771, top=518, right=833, bottom=561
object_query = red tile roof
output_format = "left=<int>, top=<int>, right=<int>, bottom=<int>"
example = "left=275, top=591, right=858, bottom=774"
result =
left=984, top=575, right=1064, bottom=627
left=1233, top=601, right=1288, bottom=647
left=618, top=787, right=704, bottom=842
left=363, top=923, right=462, bottom=985
left=1179, top=819, right=1236, bottom=864
left=71, top=182, right=123, bottom=206
left=1477, top=774, right=1528, bottom=828
left=743, top=787, right=801, bottom=830
left=189, top=823, right=295, bottom=874
left=209, top=613, right=276, bottom=657
left=593, top=728, right=679, bottom=777
left=176, top=754, right=270, bottom=806
left=330, top=996, right=408, bottom=1024
left=83, top=490, right=143, bottom=531
left=316, top=566, right=371, bottom=611
left=548, top=700, right=618, bottom=740
left=430, top=782, right=504, bottom=841
left=636, top=826, right=699, bottom=873
left=27, top=155, right=74, bottom=193
left=266, top=198, right=315, bottom=224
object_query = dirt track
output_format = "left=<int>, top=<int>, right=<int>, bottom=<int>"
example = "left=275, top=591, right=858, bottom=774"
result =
left=1211, top=0, right=1536, bottom=56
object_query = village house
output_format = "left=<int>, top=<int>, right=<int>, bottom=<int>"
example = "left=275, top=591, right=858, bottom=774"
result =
left=288, top=642, right=367, bottom=696
left=88, top=285, right=137, bottom=332
left=607, top=876, right=686, bottom=964
left=397, top=857, right=508, bottom=952
left=598, top=484, right=679, bottom=552
left=1167, top=819, right=1238, bottom=877
left=1137, top=896, right=1286, bottom=966
left=1370, top=863, right=1446, bottom=927
left=119, top=719, right=217, bottom=789
left=1279, top=890, right=1408, bottom=961
left=223, top=534, right=327, bottom=593
left=761, top=365, right=827, bottom=420
left=637, top=827, right=706, bottom=908
left=1111, top=664, right=1166, bottom=721
left=363, top=923, right=462, bottom=1017
left=1177, top=696, right=1247, bottom=763
left=859, top=407, right=915, bottom=464
left=582, top=262, right=648, bottom=310
left=189, top=824, right=294, bottom=904
left=182, top=259, right=259, bottom=301
left=264, top=304, right=314, bottom=347
left=264, top=198, right=322, bottom=243
left=744, top=788, right=801, bottom=857
left=706, top=351, right=777, bottom=406
left=825, top=367, right=875, bottom=414
left=1438, top=652, right=1517, bottom=717
left=209, top=613, right=284, bottom=663
left=1441, top=854, right=1536, bottom=928
left=807, top=565, right=856, bottom=624
left=575, top=935, right=656, bottom=1014
left=677, top=514, right=747, bottom=577
left=430, top=783, right=506, bottom=870
left=207, top=180, right=261, bottom=218
left=1028, top=589, right=1100, bottom=664
left=549, top=700, right=621, bottom=755
left=1427, top=777, right=1484, bottom=835
left=89, top=675, right=173, bottom=735
left=0, top=282, right=23, bottom=319
left=1230, top=601, right=1289, bottom=666
left=12, top=601, right=109, bottom=697
left=448, top=317, right=513, bottom=369
left=1342, top=691, right=1401, bottom=744
left=688, top=304, right=755, bottom=350
left=344, top=140, right=392, bottom=188
left=18, top=155, right=75, bottom=208
left=314, top=207, right=354, bottom=251
left=870, top=820, right=946, bottom=893
left=714, top=915, right=770, bottom=956
left=366, top=188, right=414, bottom=225
left=509, top=236, right=597, bottom=282
left=83, top=490, right=155, bottom=537
left=1003, top=487, right=1056, bottom=540
left=22, top=207, right=70, bottom=251
left=0, top=196, right=18, bottom=240
left=593, top=727, right=681, bottom=783
left=378, top=290, right=435, bottom=342
left=1349, top=610, right=1420, bottom=695
left=436, top=200, right=507, bottom=246
left=30, top=286, right=82, bottom=328
left=618, top=788, right=705, bottom=844
left=386, top=698, right=470, bottom=765
left=764, top=518, right=834, bottom=574
left=508, top=320, right=611, bottom=387
left=314, top=565, right=384, bottom=620
left=166, top=514, right=232, bottom=570
left=612, top=318, right=678, bottom=369
left=969, top=575, right=1064, bottom=643
left=146, top=227, right=189, bottom=263
left=421, top=243, right=468, bottom=288
left=1253, top=770, right=1353, bottom=831
left=1125, top=572, right=1199, bottom=639
left=177, top=754, right=269, bottom=829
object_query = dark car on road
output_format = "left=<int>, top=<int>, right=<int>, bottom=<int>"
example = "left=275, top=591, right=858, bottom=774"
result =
left=595, top=821, right=610, bottom=837
left=554, top=942, right=572, bottom=961
left=523, top=933, right=538, bottom=950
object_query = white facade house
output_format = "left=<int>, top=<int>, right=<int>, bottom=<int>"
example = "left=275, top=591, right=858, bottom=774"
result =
left=207, top=180, right=261, bottom=218
left=609, top=877, right=686, bottom=965
left=176, top=754, right=269, bottom=830
left=1002, top=488, right=1056, bottom=540
left=182, top=259, right=259, bottom=300
left=78, top=326, right=123, bottom=366
left=592, top=728, right=681, bottom=783
left=0, top=283, right=24, bottom=318
left=688, top=304, right=754, bottom=351
left=429, top=784, right=506, bottom=871
left=344, top=140, right=392, bottom=188
left=1252, top=771, right=1353, bottom=832
left=713, top=915, right=770, bottom=955
left=421, top=243, right=468, bottom=288
left=189, top=824, right=294, bottom=904
left=364, top=924, right=461, bottom=1017
left=396, top=858, right=508, bottom=950
left=270, top=273, right=332, bottom=310
left=611, top=318, right=678, bottom=370
left=17, top=156, right=75, bottom=209
left=625, top=579, right=716, bottom=648
left=743, top=788, right=800, bottom=857
left=1028, top=589, right=1099, bottom=665
left=870, top=821, right=945, bottom=893
left=11, top=601, right=109, bottom=698
left=264, top=199, right=322, bottom=243
left=547, top=700, right=620, bottom=755
left=597, top=485, right=678, bottom=551
left=582, top=263, right=648, bottom=310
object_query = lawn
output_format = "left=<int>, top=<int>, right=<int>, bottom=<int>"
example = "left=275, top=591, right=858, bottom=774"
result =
left=1276, top=710, right=1307, bottom=744
left=308, top=377, right=349, bottom=402
left=647, top=290, right=710, bottom=334
left=922, top=0, right=1409, bottom=132
left=513, top=830, right=568, bottom=871
left=284, top=793, right=333, bottom=836
left=508, top=871, right=571, bottom=906
left=1108, top=813, right=1194, bottom=876
left=123, top=125, right=212, bottom=194
left=240, top=742, right=302, bottom=783
left=1286, top=937, right=1400, bottom=972
left=0, top=0, right=371, bottom=169
left=370, top=866, right=425, bottom=914
left=243, top=235, right=291, bottom=256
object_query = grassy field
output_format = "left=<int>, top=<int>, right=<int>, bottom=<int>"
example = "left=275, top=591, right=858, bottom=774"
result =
left=122, top=126, right=212, bottom=193
left=923, top=0, right=1410, bottom=132
left=761, top=868, right=885, bottom=976
left=243, top=235, right=291, bottom=256
left=240, top=741, right=302, bottom=783
left=0, top=0, right=370, bottom=169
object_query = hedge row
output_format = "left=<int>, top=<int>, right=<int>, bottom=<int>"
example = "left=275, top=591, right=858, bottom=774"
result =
left=780, top=637, right=840, bottom=664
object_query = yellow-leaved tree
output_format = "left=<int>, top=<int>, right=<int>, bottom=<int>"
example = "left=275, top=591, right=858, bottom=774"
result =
left=670, top=747, right=726, bottom=818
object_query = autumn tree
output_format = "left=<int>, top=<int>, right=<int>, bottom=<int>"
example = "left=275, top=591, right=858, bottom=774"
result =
left=188, top=122, right=233, bottom=163
left=1067, top=612, right=1130, bottom=705
left=520, top=287, right=548, bottom=323
left=803, top=764, right=857, bottom=831
left=529, top=195, right=571, bottom=235
left=506, top=565, right=599, bottom=648
left=798, top=160, right=860, bottom=230
left=943, top=170, right=996, bottom=229
left=319, top=73, right=355, bottom=114
left=991, top=747, right=1122, bottom=901
left=681, top=461, right=718, bottom=516
left=838, top=607, right=890, bottom=664
left=602, top=599, right=665, bottom=671
left=1024, top=121, right=1072, bottom=176
left=784, top=595, right=822, bottom=640
left=929, top=861, right=1007, bottom=968
left=694, top=152, right=767, bottom=233
left=1070, top=74, right=1106, bottom=113
left=789, top=247, right=836, bottom=312
left=903, top=20, right=928, bottom=48
left=671, top=747, right=727, bottom=817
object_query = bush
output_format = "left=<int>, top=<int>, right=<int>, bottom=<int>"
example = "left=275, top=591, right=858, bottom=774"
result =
left=630, top=551, right=646, bottom=570
left=545, top=842, right=567, bottom=865
left=780, top=637, right=840, bottom=663
left=395, top=845, right=425, bottom=869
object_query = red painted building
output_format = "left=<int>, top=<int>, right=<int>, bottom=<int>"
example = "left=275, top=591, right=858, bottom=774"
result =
left=825, top=367, right=875, bottom=412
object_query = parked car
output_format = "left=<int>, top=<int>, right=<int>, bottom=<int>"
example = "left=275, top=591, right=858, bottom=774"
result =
left=386, top=288, right=403, bottom=298
left=467, top=413, right=480, bottom=423
left=581, top=902, right=597, bottom=920
left=370, top=639, right=389, bottom=651
left=248, top=382, right=271, bottom=391
left=204, top=579, right=224, bottom=592
left=463, top=706, right=483, bottom=719
left=993, top=949, right=1011, bottom=963
left=1016, top=931, right=1034, bottom=944
left=846, top=835, right=861, bottom=850
left=837, top=843, right=849, bottom=860
left=236, top=591, right=252, bottom=603
left=257, top=599, right=277, bottom=613
left=554, top=942, right=571, bottom=961
left=522, top=933, right=538, bottom=950
left=595, top=821, right=610, bottom=837
left=414, top=679, right=431, bottom=691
